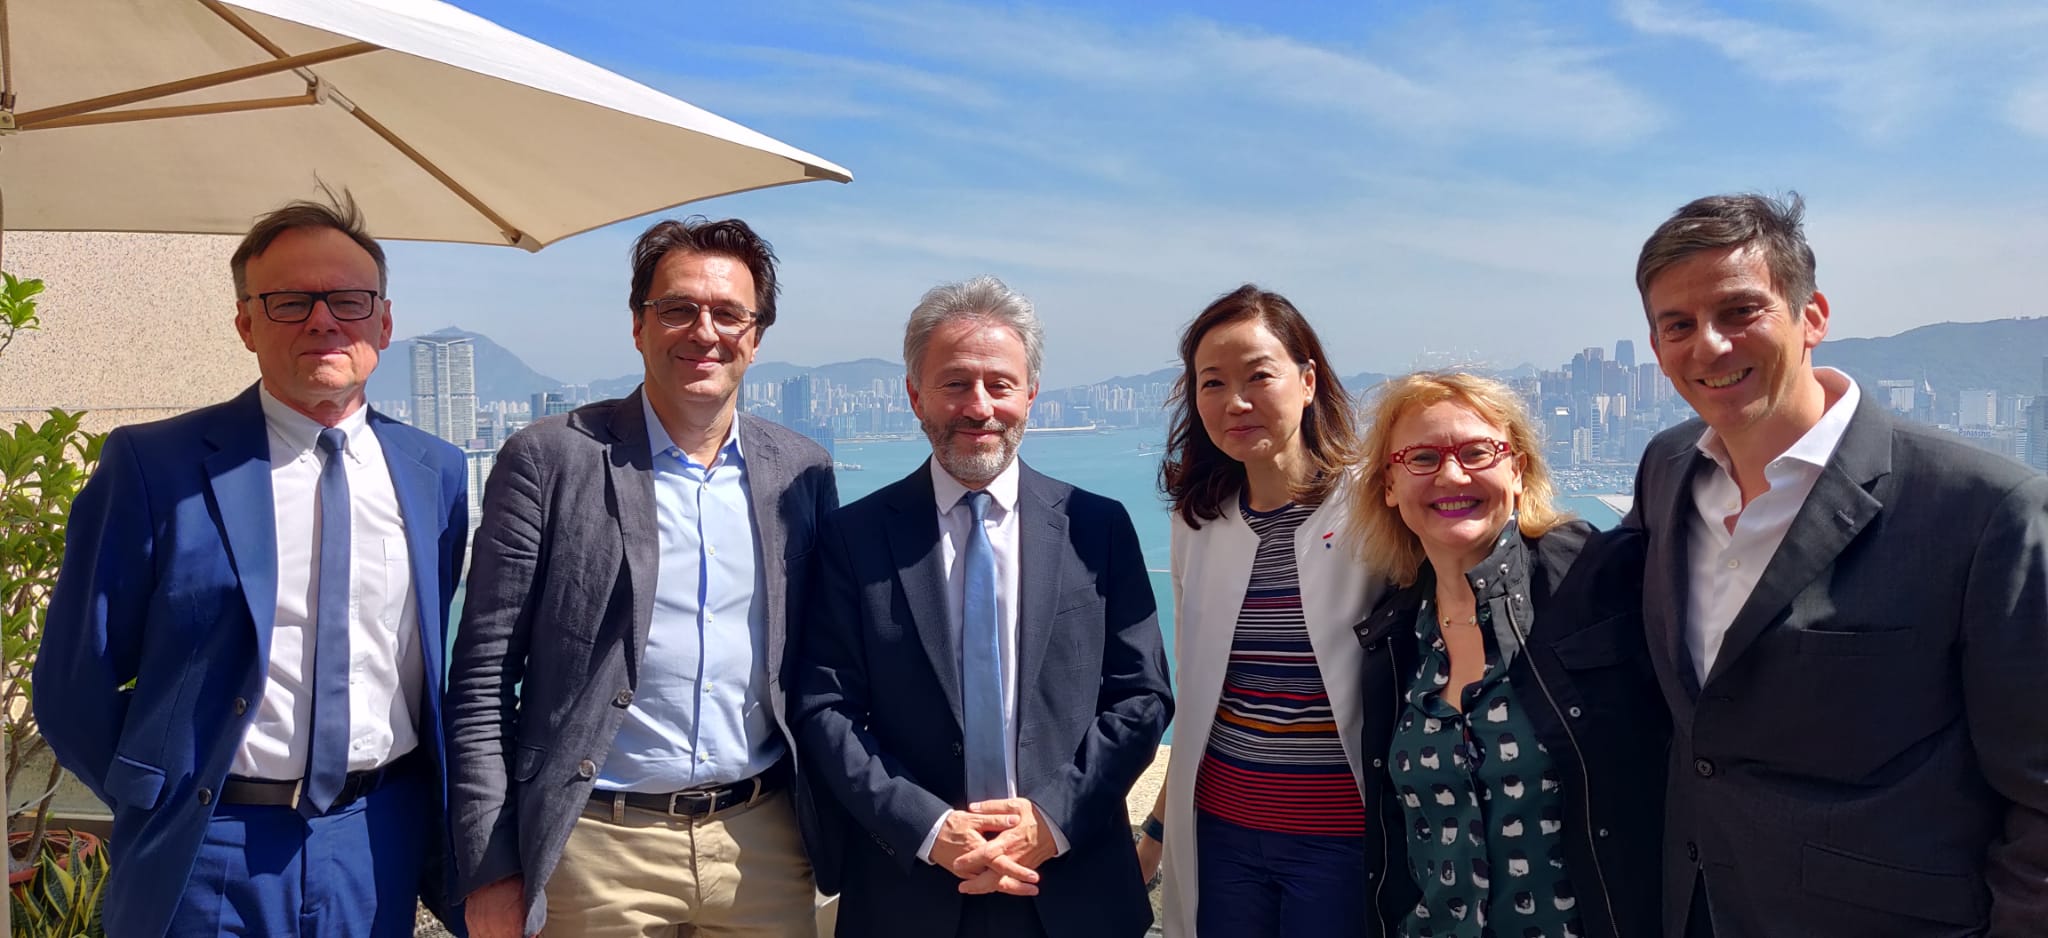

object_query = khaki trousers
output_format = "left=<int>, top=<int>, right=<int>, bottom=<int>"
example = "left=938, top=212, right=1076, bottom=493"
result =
left=543, top=789, right=818, bottom=937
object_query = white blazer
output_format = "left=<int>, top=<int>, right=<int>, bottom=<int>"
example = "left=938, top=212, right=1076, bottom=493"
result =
left=1159, top=478, right=1387, bottom=936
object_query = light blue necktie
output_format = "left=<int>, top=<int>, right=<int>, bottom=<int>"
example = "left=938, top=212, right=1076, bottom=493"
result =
left=304, top=428, right=352, bottom=816
left=959, top=490, right=1008, bottom=801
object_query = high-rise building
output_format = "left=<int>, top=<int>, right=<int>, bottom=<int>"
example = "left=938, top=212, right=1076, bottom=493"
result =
left=781, top=375, right=813, bottom=428
left=1958, top=388, right=1997, bottom=429
left=531, top=389, right=573, bottom=420
left=412, top=335, right=478, bottom=446
left=1615, top=339, right=1635, bottom=370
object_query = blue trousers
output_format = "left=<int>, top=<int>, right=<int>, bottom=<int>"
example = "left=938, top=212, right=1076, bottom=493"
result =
left=1194, top=810, right=1368, bottom=938
left=167, top=767, right=430, bottom=938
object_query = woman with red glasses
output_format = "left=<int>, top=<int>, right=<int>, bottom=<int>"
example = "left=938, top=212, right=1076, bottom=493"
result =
left=1347, top=372, right=1666, bottom=938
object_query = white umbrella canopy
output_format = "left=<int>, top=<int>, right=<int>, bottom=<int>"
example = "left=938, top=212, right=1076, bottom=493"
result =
left=0, top=0, right=851, bottom=249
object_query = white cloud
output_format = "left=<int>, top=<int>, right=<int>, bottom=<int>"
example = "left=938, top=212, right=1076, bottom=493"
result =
left=1616, top=0, right=2048, bottom=140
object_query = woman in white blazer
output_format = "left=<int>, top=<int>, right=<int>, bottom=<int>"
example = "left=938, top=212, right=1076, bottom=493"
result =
left=1140, top=285, right=1387, bottom=937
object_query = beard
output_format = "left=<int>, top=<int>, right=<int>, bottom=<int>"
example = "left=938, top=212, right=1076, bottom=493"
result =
left=922, top=414, right=1025, bottom=486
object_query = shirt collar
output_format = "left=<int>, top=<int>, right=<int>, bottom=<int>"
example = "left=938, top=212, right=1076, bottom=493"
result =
left=640, top=387, right=743, bottom=469
left=1693, top=367, right=1861, bottom=476
left=931, top=455, right=1021, bottom=517
left=258, top=384, right=372, bottom=462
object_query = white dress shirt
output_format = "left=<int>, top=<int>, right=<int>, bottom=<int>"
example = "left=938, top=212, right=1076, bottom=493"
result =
left=233, top=387, right=423, bottom=779
left=1683, top=369, right=1860, bottom=683
left=917, top=458, right=1069, bottom=862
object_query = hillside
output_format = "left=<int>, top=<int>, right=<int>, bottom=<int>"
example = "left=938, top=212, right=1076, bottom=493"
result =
left=369, top=328, right=564, bottom=403
left=1815, top=317, right=2047, bottom=398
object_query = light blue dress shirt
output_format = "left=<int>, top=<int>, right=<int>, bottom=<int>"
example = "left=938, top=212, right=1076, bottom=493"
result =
left=595, top=395, right=781, bottom=792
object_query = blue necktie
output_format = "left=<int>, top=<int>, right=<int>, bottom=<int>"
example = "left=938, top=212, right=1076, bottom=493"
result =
left=959, top=491, right=1008, bottom=802
left=304, top=428, right=352, bottom=816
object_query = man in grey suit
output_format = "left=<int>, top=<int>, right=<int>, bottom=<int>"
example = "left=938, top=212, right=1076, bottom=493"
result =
left=794, top=276, right=1172, bottom=938
left=448, top=217, right=839, bottom=937
left=1629, top=193, right=2048, bottom=937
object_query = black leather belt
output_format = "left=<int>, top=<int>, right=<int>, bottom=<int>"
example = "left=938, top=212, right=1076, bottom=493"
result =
left=220, top=765, right=396, bottom=813
left=588, top=760, right=790, bottom=820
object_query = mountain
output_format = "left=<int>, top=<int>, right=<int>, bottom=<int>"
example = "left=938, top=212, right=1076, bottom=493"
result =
left=1815, top=317, right=2048, bottom=398
left=369, top=328, right=564, bottom=404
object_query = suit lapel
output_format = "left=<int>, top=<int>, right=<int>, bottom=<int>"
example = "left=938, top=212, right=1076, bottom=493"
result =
left=1704, top=398, right=1890, bottom=687
left=737, top=416, right=791, bottom=677
left=371, top=417, right=448, bottom=681
left=1014, top=463, right=1067, bottom=707
left=1649, top=442, right=1708, bottom=700
left=885, top=463, right=962, bottom=730
left=606, top=391, right=661, bottom=672
left=205, top=387, right=280, bottom=659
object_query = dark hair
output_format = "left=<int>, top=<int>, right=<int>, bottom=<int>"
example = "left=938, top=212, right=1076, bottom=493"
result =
left=627, top=216, right=781, bottom=333
left=1161, top=284, right=1360, bottom=527
left=1636, top=192, right=1816, bottom=312
left=231, top=186, right=386, bottom=297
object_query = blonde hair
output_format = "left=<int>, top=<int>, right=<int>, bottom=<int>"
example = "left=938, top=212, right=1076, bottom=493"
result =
left=1351, top=372, right=1570, bottom=586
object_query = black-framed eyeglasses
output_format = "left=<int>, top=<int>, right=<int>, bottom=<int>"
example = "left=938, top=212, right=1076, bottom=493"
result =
left=247, top=290, right=382, bottom=323
left=1390, top=438, right=1512, bottom=476
left=642, top=297, right=758, bottom=337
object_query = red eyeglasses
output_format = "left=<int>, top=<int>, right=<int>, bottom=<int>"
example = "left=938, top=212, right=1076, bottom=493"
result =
left=1389, top=438, right=1512, bottom=476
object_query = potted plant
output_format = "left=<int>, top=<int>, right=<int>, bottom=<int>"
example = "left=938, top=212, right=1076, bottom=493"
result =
left=0, top=271, right=107, bottom=935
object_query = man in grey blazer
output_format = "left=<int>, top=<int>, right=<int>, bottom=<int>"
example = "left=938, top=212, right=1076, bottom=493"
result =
left=1629, top=193, right=2048, bottom=937
left=448, top=217, right=839, bottom=937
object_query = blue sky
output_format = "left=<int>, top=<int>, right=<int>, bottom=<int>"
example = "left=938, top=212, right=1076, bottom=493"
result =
left=386, top=0, right=2048, bottom=388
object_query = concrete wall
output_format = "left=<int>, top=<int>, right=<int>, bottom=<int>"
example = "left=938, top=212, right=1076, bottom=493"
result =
left=1, top=231, right=257, bottom=433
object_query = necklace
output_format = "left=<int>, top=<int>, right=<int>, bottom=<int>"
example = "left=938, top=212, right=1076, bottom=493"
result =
left=1439, top=612, right=1477, bottom=628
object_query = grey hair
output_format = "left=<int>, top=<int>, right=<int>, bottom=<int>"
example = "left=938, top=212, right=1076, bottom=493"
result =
left=902, top=275, right=1044, bottom=386
left=1636, top=192, right=1816, bottom=314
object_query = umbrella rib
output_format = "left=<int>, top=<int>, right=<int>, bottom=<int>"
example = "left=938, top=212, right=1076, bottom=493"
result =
left=20, top=93, right=317, bottom=132
left=194, top=0, right=531, bottom=249
left=343, top=106, right=531, bottom=248
left=14, top=43, right=375, bottom=126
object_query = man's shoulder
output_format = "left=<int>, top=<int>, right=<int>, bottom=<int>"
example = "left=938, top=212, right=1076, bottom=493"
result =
left=737, top=412, right=832, bottom=469
left=109, top=393, right=252, bottom=455
left=1021, top=465, right=1128, bottom=523
left=1878, top=411, right=2044, bottom=502
left=503, top=397, right=628, bottom=453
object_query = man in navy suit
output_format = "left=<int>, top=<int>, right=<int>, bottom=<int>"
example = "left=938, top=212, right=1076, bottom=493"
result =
left=36, top=194, right=469, bottom=938
left=794, top=276, right=1173, bottom=937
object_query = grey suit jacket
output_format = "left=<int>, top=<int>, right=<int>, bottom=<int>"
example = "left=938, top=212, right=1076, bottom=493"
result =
left=445, top=390, right=839, bottom=936
left=1630, top=392, right=2048, bottom=937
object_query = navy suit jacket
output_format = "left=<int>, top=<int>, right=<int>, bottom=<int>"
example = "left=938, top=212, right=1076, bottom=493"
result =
left=34, top=385, right=470, bottom=938
left=794, top=460, right=1172, bottom=938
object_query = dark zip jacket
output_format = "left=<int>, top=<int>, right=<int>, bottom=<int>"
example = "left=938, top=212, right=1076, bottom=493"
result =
left=1354, top=521, right=1668, bottom=937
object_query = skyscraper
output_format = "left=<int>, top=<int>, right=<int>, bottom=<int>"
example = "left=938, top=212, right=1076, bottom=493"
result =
left=412, top=334, right=478, bottom=447
left=1615, top=339, right=1635, bottom=370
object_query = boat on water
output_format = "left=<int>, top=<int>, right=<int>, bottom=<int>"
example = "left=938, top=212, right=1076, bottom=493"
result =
left=1023, top=423, right=1099, bottom=435
left=833, top=461, right=864, bottom=472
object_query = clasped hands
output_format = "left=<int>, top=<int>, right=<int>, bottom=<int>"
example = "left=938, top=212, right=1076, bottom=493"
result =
left=928, top=797, right=1055, bottom=896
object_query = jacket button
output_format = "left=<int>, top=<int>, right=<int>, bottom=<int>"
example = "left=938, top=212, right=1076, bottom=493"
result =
left=615, top=689, right=634, bottom=707
left=1367, top=640, right=1384, bottom=652
left=1597, top=827, right=1610, bottom=839
left=577, top=759, right=597, bottom=779
left=951, top=742, right=964, bottom=757
left=1687, top=841, right=1700, bottom=862
left=1568, top=706, right=1583, bottom=719
left=1694, top=758, right=1716, bottom=778
left=197, top=787, right=214, bottom=805
left=1372, top=758, right=1384, bottom=768
left=232, top=697, right=248, bottom=715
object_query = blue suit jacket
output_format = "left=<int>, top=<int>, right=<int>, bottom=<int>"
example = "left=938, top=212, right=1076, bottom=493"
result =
left=793, top=460, right=1173, bottom=938
left=34, top=385, right=470, bottom=938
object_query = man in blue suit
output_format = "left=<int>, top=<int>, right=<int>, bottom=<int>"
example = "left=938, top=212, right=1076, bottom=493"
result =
left=35, top=194, right=470, bottom=938
left=794, top=276, right=1173, bottom=937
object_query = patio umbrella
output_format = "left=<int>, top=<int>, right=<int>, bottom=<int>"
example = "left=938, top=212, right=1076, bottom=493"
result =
left=0, top=0, right=852, bottom=251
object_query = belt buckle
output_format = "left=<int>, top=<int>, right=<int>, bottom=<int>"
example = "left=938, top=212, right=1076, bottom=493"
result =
left=666, top=788, right=716, bottom=818
left=287, top=778, right=305, bottom=811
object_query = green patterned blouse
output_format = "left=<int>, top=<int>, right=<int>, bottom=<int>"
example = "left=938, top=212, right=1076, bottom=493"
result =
left=1387, top=599, right=1584, bottom=938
